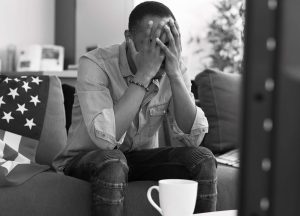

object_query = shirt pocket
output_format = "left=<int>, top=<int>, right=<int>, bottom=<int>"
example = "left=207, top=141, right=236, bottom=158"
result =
left=147, top=102, right=168, bottom=136
left=149, top=103, right=168, bottom=116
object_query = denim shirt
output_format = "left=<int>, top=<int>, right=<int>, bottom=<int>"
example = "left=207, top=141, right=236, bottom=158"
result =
left=53, top=42, right=208, bottom=171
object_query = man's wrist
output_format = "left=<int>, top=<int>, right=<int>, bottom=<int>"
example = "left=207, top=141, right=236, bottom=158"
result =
left=135, top=71, right=153, bottom=87
left=167, top=70, right=183, bottom=83
left=128, top=78, right=149, bottom=92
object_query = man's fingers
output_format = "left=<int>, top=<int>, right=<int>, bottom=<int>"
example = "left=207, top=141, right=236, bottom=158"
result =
left=151, top=21, right=165, bottom=48
left=163, top=25, right=176, bottom=49
left=144, top=20, right=153, bottom=49
left=169, top=19, right=181, bottom=52
left=175, top=21, right=182, bottom=52
left=127, top=38, right=138, bottom=56
left=175, top=20, right=180, bottom=31
left=158, top=32, right=167, bottom=55
left=160, top=32, right=167, bottom=44
left=146, top=20, right=153, bottom=36
left=156, top=21, right=166, bottom=38
left=156, top=38, right=172, bottom=58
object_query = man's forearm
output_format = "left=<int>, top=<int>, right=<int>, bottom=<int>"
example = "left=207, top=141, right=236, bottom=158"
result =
left=169, top=74, right=197, bottom=134
left=114, top=82, right=147, bottom=141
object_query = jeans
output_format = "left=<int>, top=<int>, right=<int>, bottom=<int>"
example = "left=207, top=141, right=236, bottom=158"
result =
left=64, top=146, right=217, bottom=216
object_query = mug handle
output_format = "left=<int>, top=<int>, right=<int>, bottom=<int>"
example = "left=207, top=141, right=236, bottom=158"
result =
left=147, top=186, right=163, bottom=215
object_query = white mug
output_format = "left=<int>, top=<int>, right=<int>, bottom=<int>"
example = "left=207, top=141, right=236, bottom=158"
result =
left=147, top=179, right=198, bottom=216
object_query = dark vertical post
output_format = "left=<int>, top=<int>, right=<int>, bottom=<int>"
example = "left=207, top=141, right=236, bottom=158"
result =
left=272, top=0, right=300, bottom=215
left=55, top=0, right=76, bottom=69
left=239, top=0, right=279, bottom=215
left=240, top=0, right=300, bottom=216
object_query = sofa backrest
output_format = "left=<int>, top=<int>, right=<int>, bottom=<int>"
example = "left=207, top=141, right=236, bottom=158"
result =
left=195, top=69, right=242, bottom=154
left=35, top=76, right=67, bottom=167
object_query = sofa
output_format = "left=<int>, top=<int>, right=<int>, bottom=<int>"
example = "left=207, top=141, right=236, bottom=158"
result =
left=0, top=69, right=239, bottom=216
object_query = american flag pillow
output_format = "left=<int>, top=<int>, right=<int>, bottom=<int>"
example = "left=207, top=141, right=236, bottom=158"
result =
left=0, top=74, right=67, bottom=186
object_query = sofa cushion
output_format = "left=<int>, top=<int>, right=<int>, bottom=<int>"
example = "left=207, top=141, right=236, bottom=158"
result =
left=0, top=164, right=238, bottom=216
left=0, top=74, right=67, bottom=186
left=216, top=164, right=238, bottom=210
left=195, top=69, right=241, bottom=154
left=0, top=172, right=91, bottom=216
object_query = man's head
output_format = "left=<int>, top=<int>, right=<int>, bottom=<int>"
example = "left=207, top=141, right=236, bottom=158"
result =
left=128, top=1, right=175, bottom=34
left=125, top=1, right=177, bottom=76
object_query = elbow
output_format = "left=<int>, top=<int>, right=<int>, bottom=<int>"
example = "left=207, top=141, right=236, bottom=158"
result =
left=90, top=129, right=117, bottom=150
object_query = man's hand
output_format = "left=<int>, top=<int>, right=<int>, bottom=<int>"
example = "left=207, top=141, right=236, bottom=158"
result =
left=127, top=20, right=165, bottom=86
left=156, top=19, right=182, bottom=81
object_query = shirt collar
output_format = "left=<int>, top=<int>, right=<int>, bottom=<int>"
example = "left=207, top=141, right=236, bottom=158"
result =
left=119, top=41, right=133, bottom=78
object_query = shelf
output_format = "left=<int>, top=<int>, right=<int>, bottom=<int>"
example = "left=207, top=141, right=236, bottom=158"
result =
left=42, top=70, right=77, bottom=78
left=0, top=70, right=78, bottom=78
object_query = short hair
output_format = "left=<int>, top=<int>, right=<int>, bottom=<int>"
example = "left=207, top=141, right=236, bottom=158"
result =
left=128, top=1, right=176, bottom=33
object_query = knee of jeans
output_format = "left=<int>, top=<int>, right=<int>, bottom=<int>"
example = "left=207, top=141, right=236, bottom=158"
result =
left=193, top=156, right=217, bottom=182
left=87, top=149, right=127, bottom=166
left=197, top=156, right=217, bottom=180
left=91, top=162, right=128, bottom=207
left=176, top=146, right=214, bottom=166
left=92, top=159, right=129, bottom=184
left=88, top=150, right=128, bottom=179
left=182, top=147, right=217, bottom=180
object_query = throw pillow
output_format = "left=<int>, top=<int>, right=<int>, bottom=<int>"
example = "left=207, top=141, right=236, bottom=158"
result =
left=0, top=74, right=67, bottom=186
left=195, top=69, right=241, bottom=154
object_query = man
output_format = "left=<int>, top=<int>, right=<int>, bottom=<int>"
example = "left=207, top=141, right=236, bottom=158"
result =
left=54, top=1, right=217, bottom=216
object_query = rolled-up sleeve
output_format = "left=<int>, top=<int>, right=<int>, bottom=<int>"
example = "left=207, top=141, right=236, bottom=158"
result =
left=168, top=106, right=208, bottom=146
left=167, top=60, right=208, bottom=146
left=77, top=56, right=126, bottom=150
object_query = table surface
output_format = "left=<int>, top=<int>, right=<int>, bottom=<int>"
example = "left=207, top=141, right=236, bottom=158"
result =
left=194, top=210, right=237, bottom=216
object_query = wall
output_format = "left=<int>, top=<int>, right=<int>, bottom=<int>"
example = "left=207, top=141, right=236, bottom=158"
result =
left=76, top=0, right=134, bottom=60
left=0, top=0, right=55, bottom=71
